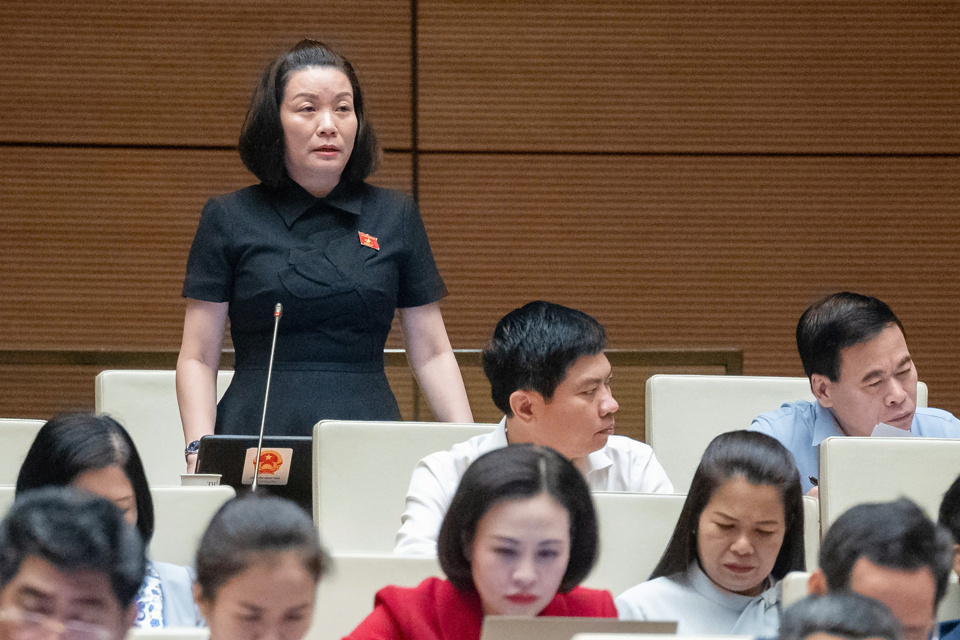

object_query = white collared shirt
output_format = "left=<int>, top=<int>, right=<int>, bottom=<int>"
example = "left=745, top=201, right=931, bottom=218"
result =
left=616, top=562, right=782, bottom=636
left=393, top=418, right=674, bottom=556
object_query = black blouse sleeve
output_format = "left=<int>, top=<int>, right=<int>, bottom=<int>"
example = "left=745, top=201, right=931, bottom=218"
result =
left=396, top=196, right=447, bottom=309
left=182, top=196, right=234, bottom=303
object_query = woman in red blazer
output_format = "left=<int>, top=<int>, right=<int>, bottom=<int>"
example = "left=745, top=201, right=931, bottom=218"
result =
left=343, top=444, right=616, bottom=640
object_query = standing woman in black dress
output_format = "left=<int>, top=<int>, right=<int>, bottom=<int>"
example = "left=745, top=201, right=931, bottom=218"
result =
left=177, top=39, right=473, bottom=472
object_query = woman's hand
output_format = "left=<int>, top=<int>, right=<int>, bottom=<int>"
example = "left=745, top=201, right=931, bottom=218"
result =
left=399, top=302, right=474, bottom=423
left=177, top=299, right=229, bottom=472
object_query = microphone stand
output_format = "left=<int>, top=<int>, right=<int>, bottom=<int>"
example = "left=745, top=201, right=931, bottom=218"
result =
left=252, top=303, right=282, bottom=492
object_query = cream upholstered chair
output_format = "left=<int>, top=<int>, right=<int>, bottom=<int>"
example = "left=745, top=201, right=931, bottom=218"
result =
left=0, top=485, right=234, bottom=567
left=645, top=374, right=929, bottom=492
left=586, top=493, right=820, bottom=596
left=0, top=419, right=45, bottom=484
left=312, top=419, right=496, bottom=553
left=939, top=576, right=960, bottom=623
left=781, top=570, right=813, bottom=607
left=149, top=485, right=235, bottom=566
left=0, top=486, right=14, bottom=518
left=585, top=493, right=685, bottom=595
left=95, top=370, right=234, bottom=486
left=819, top=436, right=960, bottom=531
left=801, top=495, right=821, bottom=571
left=306, top=553, right=442, bottom=640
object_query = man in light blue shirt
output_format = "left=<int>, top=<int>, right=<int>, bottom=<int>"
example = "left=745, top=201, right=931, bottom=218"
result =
left=751, top=292, right=960, bottom=493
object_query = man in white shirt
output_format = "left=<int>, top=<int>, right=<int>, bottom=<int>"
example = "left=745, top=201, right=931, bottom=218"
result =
left=394, top=300, right=674, bottom=555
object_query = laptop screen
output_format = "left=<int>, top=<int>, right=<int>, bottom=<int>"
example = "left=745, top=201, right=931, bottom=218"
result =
left=196, top=435, right=312, bottom=515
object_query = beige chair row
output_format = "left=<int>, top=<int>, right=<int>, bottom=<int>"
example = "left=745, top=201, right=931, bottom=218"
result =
left=96, top=368, right=935, bottom=498
left=0, top=419, right=45, bottom=484
left=646, top=374, right=929, bottom=492
left=95, top=370, right=235, bottom=486
left=91, top=371, right=955, bottom=557
left=0, top=485, right=234, bottom=566
left=586, top=493, right=820, bottom=596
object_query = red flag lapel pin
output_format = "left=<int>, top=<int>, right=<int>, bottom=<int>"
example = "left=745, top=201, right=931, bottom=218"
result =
left=358, top=231, right=380, bottom=250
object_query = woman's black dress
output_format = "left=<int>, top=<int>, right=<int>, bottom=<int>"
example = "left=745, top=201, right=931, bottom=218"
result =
left=182, top=180, right=447, bottom=436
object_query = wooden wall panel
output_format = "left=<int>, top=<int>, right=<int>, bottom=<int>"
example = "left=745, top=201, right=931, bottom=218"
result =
left=418, top=154, right=960, bottom=416
left=0, top=149, right=412, bottom=349
left=0, top=0, right=412, bottom=148
left=418, top=1, right=959, bottom=152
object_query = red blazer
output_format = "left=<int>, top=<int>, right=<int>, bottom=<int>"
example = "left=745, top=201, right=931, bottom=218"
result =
left=342, top=577, right=616, bottom=640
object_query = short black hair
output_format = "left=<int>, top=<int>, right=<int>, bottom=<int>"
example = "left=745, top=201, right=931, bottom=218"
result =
left=820, top=498, right=953, bottom=607
left=939, top=472, right=960, bottom=545
left=195, top=495, right=329, bottom=601
left=238, top=38, right=380, bottom=189
left=796, top=292, right=904, bottom=381
left=0, top=487, right=146, bottom=607
left=651, top=430, right=805, bottom=580
left=482, top=301, right=607, bottom=415
left=438, top=444, right=598, bottom=593
left=16, top=413, right=155, bottom=545
left=779, top=593, right=903, bottom=640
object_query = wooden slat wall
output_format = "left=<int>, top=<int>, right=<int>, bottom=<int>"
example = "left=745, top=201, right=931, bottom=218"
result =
left=1, top=1, right=958, bottom=425
left=0, top=0, right=412, bottom=148
left=417, top=1, right=959, bottom=152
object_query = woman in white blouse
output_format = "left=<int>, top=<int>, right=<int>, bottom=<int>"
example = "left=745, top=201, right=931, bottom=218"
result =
left=616, top=431, right=805, bottom=636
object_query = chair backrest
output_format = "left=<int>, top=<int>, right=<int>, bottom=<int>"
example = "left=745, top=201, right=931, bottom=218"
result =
left=645, top=374, right=928, bottom=493
left=306, top=553, right=442, bottom=640
left=939, top=576, right=960, bottom=623
left=0, top=486, right=14, bottom=518
left=150, top=485, right=236, bottom=566
left=0, top=419, right=45, bottom=485
left=585, top=493, right=685, bottom=595
left=801, top=495, right=821, bottom=571
left=586, top=493, right=820, bottom=596
left=313, top=420, right=496, bottom=553
left=0, top=485, right=234, bottom=567
left=780, top=571, right=813, bottom=608
left=819, top=436, right=960, bottom=531
left=95, top=370, right=234, bottom=486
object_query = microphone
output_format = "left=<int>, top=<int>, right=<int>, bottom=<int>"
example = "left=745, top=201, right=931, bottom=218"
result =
left=252, top=303, right=282, bottom=492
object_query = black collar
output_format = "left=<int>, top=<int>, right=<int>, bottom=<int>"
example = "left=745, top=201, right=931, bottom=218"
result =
left=271, top=180, right=364, bottom=227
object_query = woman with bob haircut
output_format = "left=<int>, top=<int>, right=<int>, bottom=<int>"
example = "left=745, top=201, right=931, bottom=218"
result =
left=16, top=412, right=201, bottom=627
left=345, top=444, right=616, bottom=639
left=194, top=495, right=329, bottom=640
left=616, top=430, right=805, bottom=636
left=177, top=38, right=472, bottom=471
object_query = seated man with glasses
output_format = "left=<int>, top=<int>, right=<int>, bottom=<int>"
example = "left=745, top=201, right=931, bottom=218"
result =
left=0, top=487, right=146, bottom=640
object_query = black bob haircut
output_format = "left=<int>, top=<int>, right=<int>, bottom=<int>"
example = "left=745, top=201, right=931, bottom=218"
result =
left=481, top=301, right=606, bottom=416
left=796, top=292, right=904, bottom=381
left=438, top=444, right=598, bottom=594
left=195, top=494, right=329, bottom=601
left=651, top=430, right=805, bottom=581
left=0, top=487, right=147, bottom=607
left=820, top=497, right=953, bottom=607
left=939, top=472, right=960, bottom=544
left=238, top=38, right=381, bottom=189
left=16, top=412, right=155, bottom=546
left=779, top=593, right=903, bottom=640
